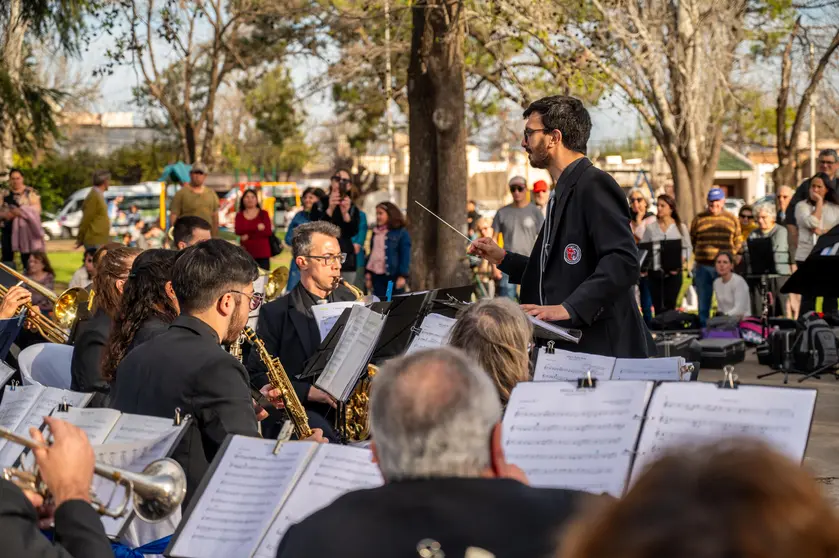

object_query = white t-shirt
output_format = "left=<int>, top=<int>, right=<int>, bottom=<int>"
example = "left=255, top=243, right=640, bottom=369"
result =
left=713, top=273, right=750, bottom=318
left=794, top=200, right=839, bottom=261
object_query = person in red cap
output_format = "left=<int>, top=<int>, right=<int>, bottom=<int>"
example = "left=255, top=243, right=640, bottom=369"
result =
left=532, top=180, right=550, bottom=217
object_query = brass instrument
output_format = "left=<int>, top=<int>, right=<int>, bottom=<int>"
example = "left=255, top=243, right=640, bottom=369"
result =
left=0, top=283, right=68, bottom=344
left=242, top=326, right=313, bottom=439
left=338, top=277, right=364, bottom=300
left=261, top=266, right=289, bottom=301
left=229, top=334, right=244, bottom=362
left=0, top=426, right=186, bottom=522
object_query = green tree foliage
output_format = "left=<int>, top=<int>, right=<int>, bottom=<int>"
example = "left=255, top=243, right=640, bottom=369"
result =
left=243, top=67, right=304, bottom=150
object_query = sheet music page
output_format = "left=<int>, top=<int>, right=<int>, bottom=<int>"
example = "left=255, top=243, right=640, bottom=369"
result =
left=0, top=361, right=15, bottom=387
left=53, top=407, right=122, bottom=445
left=315, top=305, right=385, bottom=401
left=528, top=316, right=580, bottom=343
left=503, top=381, right=653, bottom=497
left=106, top=413, right=181, bottom=444
left=405, top=313, right=457, bottom=355
left=0, top=385, right=42, bottom=457
left=632, top=383, right=817, bottom=485
left=311, top=301, right=362, bottom=342
left=253, top=444, right=383, bottom=558
left=611, top=357, right=683, bottom=381
left=532, top=347, right=616, bottom=382
left=168, top=438, right=316, bottom=558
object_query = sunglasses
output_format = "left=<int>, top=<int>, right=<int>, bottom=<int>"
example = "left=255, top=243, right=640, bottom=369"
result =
left=510, top=185, right=526, bottom=193
left=331, top=176, right=352, bottom=185
left=740, top=214, right=754, bottom=220
left=629, top=198, right=644, bottom=203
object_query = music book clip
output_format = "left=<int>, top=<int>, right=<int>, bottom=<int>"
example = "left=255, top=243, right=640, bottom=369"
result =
left=57, top=398, right=70, bottom=413
left=546, top=341, right=555, bottom=355
left=717, top=365, right=740, bottom=389
left=173, top=407, right=183, bottom=426
left=9, top=379, right=17, bottom=390
left=577, top=370, right=597, bottom=389
left=410, top=326, right=423, bottom=336
left=679, top=363, right=695, bottom=381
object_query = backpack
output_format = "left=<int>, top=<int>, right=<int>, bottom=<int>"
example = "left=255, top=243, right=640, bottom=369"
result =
left=794, top=312, right=839, bottom=372
left=739, top=317, right=774, bottom=345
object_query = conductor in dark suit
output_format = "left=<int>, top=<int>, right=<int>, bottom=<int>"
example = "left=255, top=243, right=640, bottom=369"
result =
left=276, top=347, right=596, bottom=558
left=246, top=221, right=356, bottom=423
left=470, top=95, right=653, bottom=358
left=0, top=416, right=113, bottom=558
left=110, top=239, right=263, bottom=503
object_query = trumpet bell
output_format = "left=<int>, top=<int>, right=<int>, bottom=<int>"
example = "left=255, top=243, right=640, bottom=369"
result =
left=131, top=458, right=187, bottom=523
left=54, top=287, right=89, bottom=329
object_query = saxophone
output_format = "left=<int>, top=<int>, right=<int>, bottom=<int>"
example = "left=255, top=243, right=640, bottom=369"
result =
left=242, top=326, right=313, bottom=439
left=336, top=277, right=376, bottom=442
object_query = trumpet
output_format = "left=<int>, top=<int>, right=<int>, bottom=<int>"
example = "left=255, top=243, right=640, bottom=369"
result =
left=0, top=426, right=186, bottom=523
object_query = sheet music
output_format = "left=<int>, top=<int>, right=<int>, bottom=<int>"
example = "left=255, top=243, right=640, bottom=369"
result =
left=532, top=347, right=615, bottom=382
left=53, top=407, right=122, bottom=445
left=0, top=385, right=42, bottom=456
left=169, top=438, right=317, bottom=558
left=315, top=305, right=385, bottom=401
left=253, top=445, right=382, bottom=558
left=503, top=381, right=653, bottom=497
left=632, top=382, right=817, bottom=484
left=311, top=301, right=362, bottom=342
left=247, top=276, right=267, bottom=329
left=0, top=387, right=91, bottom=467
left=106, top=413, right=181, bottom=444
left=0, top=361, right=15, bottom=387
left=405, top=313, right=457, bottom=355
left=611, top=357, right=684, bottom=381
left=528, top=316, right=581, bottom=343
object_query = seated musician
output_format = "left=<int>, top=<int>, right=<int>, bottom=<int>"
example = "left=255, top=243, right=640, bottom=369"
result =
left=276, top=348, right=593, bottom=558
left=110, top=240, right=325, bottom=503
left=172, top=215, right=211, bottom=250
left=0, top=285, right=31, bottom=359
left=71, top=246, right=140, bottom=406
left=101, top=249, right=180, bottom=390
left=246, top=221, right=357, bottom=437
left=0, top=416, right=112, bottom=558
left=448, top=297, right=533, bottom=405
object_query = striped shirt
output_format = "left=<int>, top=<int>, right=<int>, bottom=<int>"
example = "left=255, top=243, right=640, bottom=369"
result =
left=690, top=210, right=741, bottom=265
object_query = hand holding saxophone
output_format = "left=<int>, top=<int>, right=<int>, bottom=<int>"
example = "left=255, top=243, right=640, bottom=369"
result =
left=27, top=417, right=95, bottom=511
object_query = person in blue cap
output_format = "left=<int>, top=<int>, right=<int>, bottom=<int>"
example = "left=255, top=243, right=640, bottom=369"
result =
left=689, top=187, right=742, bottom=326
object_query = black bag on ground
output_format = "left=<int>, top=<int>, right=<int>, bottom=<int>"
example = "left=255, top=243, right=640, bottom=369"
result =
left=794, top=312, right=839, bottom=372
left=650, top=310, right=701, bottom=331
left=697, top=338, right=746, bottom=369
left=654, top=334, right=702, bottom=361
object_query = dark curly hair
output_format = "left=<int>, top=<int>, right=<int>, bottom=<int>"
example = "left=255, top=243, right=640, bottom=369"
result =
left=102, top=249, right=180, bottom=383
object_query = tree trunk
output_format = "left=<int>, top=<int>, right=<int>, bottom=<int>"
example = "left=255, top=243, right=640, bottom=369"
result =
left=0, top=0, right=26, bottom=174
left=406, top=0, right=469, bottom=290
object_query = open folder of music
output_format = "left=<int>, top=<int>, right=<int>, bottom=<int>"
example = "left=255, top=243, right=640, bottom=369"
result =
left=166, top=437, right=383, bottom=558
left=502, top=380, right=817, bottom=498
left=532, top=346, right=693, bottom=382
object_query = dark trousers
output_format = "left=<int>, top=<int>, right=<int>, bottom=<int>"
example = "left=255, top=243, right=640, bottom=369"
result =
left=747, top=275, right=788, bottom=317
left=254, top=258, right=270, bottom=271
left=639, top=276, right=653, bottom=323
left=796, top=261, right=837, bottom=317
left=648, top=270, right=682, bottom=314
left=369, top=273, right=405, bottom=300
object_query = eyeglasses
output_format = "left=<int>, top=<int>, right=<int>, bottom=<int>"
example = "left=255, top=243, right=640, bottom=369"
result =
left=818, top=159, right=837, bottom=166
left=510, top=185, right=526, bottom=193
left=629, top=197, right=644, bottom=203
left=228, top=290, right=264, bottom=311
left=523, top=128, right=549, bottom=141
left=306, top=253, right=347, bottom=266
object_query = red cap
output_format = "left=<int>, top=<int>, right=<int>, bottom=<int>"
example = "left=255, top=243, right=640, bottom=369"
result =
left=533, top=180, right=549, bottom=193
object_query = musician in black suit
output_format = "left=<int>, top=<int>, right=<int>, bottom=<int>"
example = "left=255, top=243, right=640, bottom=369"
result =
left=0, top=416, right=113, bottom=558
left=71, top=245, right=140, bottom=406
left=247, top=221, right=355, bottom=419
left=110, top=239, right=263, bottom=503
left=276, top=347, right=596, bottom=558
left=470, top=95, right=653, bottom=358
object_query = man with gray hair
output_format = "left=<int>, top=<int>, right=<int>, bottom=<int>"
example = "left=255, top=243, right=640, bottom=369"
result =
left=276, top=347, right=587, bottom=558
left=493, top=176, right=545, bottom=300
left=76, top=170, right=111, bottom=249
left=246, top=220, right=357, bottom=440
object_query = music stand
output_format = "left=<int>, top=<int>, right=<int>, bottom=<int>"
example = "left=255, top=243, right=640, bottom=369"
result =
left=659, top=240, right=682, bottom=273
left=638, top=242, right=653, bottom=274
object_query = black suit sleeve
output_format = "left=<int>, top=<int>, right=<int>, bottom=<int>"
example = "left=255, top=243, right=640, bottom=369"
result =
left=194, top=361, right=260, bottom=461
left=0, top=481, right=111, bottom=558
left=563, top=175, right=640, bottom=326
left=70, top=328, right=108, bottom=394
left=498, top=251, right=530, bottom=284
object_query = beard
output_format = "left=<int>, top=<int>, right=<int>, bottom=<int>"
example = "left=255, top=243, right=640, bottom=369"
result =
left=223, top=297, right=248, bottom=345
left=527, top=146, right=550, bottom=169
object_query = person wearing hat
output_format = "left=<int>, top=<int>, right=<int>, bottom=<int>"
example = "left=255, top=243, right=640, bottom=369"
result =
left=492, top=176, right=545, bottom=300
left=689, top=187, right=742, bottom=326
left=532, top=180, right=550, bottom=217
left=170, top=161, right=220, bottom=238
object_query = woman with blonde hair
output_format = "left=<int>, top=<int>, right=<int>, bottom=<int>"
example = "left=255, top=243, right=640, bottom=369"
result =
left=448, top=297, right=532, bottom=404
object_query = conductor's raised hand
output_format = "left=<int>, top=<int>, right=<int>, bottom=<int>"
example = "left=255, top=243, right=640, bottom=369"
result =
left=468, top=237, right=506, bottom=265
left=521, top=303, right=570, bottom=322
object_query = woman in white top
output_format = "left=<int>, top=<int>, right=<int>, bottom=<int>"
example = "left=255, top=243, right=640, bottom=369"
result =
left=641, top=194, right=692, bottom=313
left=713, top=251, right=751, bottom=319
left=794, top=172, right=839, bottom=316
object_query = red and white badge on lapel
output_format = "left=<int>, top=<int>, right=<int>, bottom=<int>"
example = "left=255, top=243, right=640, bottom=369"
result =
left=564, top=243, right=582, bottom=265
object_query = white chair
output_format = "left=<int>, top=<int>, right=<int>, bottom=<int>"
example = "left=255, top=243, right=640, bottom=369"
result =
left=17, top=343, right=74, bottom=390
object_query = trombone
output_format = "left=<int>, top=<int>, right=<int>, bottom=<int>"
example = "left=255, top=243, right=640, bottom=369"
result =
left=0, top=426, right=186, bottom=523
left=0, top=262, right=90, bottom=343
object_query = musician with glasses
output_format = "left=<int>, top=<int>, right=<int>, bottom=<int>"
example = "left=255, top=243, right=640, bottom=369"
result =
left=247, top=221, right=356, bottom=440
left=0, top=416, right=112, bottom=558
left=309, top=169, right=361, bottom=285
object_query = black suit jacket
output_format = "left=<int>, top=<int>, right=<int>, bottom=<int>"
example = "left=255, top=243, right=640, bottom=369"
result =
left=276, top=478, right=586, bottom=558
left=499, top=158, right=654, bottom=358
left=0, top=479, right=112, bottom=558
left=309, top=199, right=361, bottom=272
left=127, top=316, right=170, bottom=353
left=109, top=315, right=258, bottom=504
left=70, top=308, right=112, bottom=406
left=246, top=283, right=359, bottom=403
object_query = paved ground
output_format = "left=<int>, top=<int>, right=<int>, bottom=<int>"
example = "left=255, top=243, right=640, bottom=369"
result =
left=727, top=351, right=839, bottom=504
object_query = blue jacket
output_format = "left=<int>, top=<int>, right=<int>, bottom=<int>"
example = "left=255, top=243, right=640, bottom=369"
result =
left=368, top=227, right=411, bottom=278
left=353, top=210, right=368, bottom=269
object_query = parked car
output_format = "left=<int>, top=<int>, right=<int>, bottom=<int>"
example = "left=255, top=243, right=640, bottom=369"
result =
left=724, top=197, right=745, bottom=215
left=41, top=212, right=62, bottom=240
